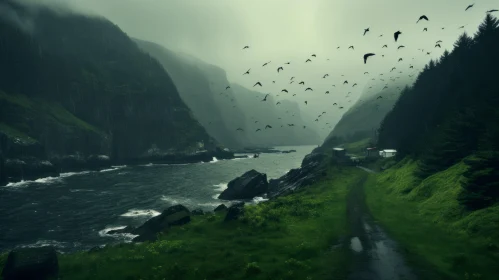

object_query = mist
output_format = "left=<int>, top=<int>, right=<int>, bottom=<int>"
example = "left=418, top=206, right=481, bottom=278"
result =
left=13, top=0, right=498, bottom=138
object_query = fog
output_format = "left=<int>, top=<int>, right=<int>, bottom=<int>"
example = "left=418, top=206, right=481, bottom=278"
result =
left=13, top=0, right=499, bottom=138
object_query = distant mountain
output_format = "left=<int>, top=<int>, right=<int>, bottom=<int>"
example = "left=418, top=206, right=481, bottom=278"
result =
left=0, top=1, right=214, bottom=163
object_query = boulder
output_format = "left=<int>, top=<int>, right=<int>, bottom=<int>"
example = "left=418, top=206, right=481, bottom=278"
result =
left=214, top=204, right=227, bottom=212
left=131, top=204, right=191, bottom=242
left=218, top=170, right=268, bottom=200
left=224, top=202, right=245, bottom=222
left=191, top=209, right=204, bottom=215
left=1, top=246, right=59, bottom=280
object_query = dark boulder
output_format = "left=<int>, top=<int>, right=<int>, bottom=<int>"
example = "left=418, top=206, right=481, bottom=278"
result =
left=131, top=204, right=191, bottom=242
left=191, top=209, right=204, bottom=215
left=218, top=169, right=268, bottom=200
left=4, top=158, right=59, bottom=182
left=268, top=152, right=327, bottom=198
left=224, top=202, right=245, bottom=222
left=214, top=204, right=227, bottom=212
left=2, top=246, right=59, bottom=280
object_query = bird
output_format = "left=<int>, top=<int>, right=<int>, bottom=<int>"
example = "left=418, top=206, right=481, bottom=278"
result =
left=363, top=27, right=370, bottom=36
left=243, top=69, right=250, bottom=75
left=465, top=4, right=474, bottom=11
left=364, top=72, right=369, bottom=74
left=325, top=91, right=330, bottom=94
left=486, top=9, right=498, bottom=13
left=343, top=80, right=348, bottom=84
left=287, top=124, right=294, bottom=127
left=409, top=65, right=414, bottom=68
left=427, top=52, right=431, bottom=55
left=236, top=128, right=244, bottom=131
left=435, top=44, right=441, bottom=48
left=272, top=81, right=276, bottom=83
left=305, top=88, right=313, bottom=91
left=311, top=54, right=317, bottom=57
left=363, top=53, right=375, bottom=64
left=323, top=74, right=329, bottom=78
left=348, top=46, right=354, bottom=50
left=377, top=96, right=383, bottom=99
left=459, top=25, right=465, bottom=29
left=315, top=119, right=319, bottom=122
left=305, top=59, right=312, bottom=63
left=285, top=62, right=291, bottom=64
left=261, top=94, right=269, bottom=101
left=290, top=81, right=294, bottom=84
left=255, top=121, right=259, bottom=123
left=398, top=45, right=405, bottom=49
left=281, top=89, right=288, bottom=93
left=332, top=85, right=336, bottom=87
left=290, top=77, right=295, bottom=80
left=383, top=86, right=388, bottom=89
left=394, top=31, right=402, bottom=42
left=292, top=94, right=296, bottom=96
left=379, top=34, right=383, bottom=37
left=226, top=86, right=230, bottom=90
left=265, top=125, right=272, bottom=129
left=243, top=46, right=249, bottom=49
left=276, top=102, right=281, bottom=105
left=262, top=61, right=271, bottom=67
left=398, top=58, right=403, bottom=62
left=352, top=83, right=358, bottom=87
left=339, top=107, right=344, bottom=109
left=253, top=82, right=262, bottom=87
left=391, top=67, right=396, bottom=72
left=277, top=66, right=283, bottom=72
left=436, top=40, right=443, bottom=43
left=303, top=126, right=306, bottom=129
left=304, top=101, right=308, bottom=105
left=423, top=28, right=428, bottom=32
left=382, top=44, right=388, bottom=48
left=299, top=81, right=305, bottom=85
left=256, top=129, right=261, bottom=132
left=417, top=15, right=429, bottom=23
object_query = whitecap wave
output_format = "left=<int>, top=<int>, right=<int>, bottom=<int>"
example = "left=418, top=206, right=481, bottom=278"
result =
left=18, top=240, right=70, bottom=249
left=5, top=176, right=62, bottom=188
left=99, top=226, right=138, bottom=242
left=60, top=171, right=92, bottom=178
left=213, top=183, right=228, bottom=192
left=160, top=196, right=194, bottom=206
left=69, top=189, right=95, bottom=193
left=197, top=202, right=221, bottom=207
left=100, top=165, right=126, bottom=173
left=210, top=157, right=218, bottom=163
left=120, top=209, right=161, bottom=218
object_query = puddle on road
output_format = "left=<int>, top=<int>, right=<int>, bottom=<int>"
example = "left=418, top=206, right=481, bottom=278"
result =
left=350, top=237, right=363, bottom=252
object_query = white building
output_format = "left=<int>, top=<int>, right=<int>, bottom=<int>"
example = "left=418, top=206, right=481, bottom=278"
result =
left=380, top=149, right=397, bottom=158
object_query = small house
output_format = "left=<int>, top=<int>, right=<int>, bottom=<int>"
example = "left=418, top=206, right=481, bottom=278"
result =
left=380, top=149, right=397, bottom=158
left=365, top=147, right=379, bottom=158
left=333, top=147, right=346, bottom=157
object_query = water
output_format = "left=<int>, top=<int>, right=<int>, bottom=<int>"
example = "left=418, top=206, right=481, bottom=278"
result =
left=0, top=146, right=314, bottom=253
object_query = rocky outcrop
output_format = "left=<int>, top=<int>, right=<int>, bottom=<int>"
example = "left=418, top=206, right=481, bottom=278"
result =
left=108, top=205, right=191, bottom=242
left=224, top=202, right=245, bottom=222
left=218, top=170, right=268, bottom=200
left=1, top=246, right=59, bottom=280
left=4, top=158, right=59, bottom=182
left=268, top=152, right=327, bottom=198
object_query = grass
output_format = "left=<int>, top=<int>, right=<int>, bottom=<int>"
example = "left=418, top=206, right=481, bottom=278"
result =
left=364, top=158, right=499, bottom=280
left=0, top=90, right=103, bottom=140
left=339, top=138, right=371, bottom=155
left=0, top=166, right=365, bottom=280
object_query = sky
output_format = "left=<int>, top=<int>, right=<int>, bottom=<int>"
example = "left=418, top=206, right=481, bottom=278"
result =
left=13, top=0, right=499, bottom=138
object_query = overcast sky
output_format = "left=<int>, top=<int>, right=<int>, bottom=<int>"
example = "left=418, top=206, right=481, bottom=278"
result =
left=18, top=0, right=499, bottom=137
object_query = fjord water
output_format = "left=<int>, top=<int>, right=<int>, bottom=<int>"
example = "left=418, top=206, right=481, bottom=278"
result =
left=0, top=146, right=315, bottom=253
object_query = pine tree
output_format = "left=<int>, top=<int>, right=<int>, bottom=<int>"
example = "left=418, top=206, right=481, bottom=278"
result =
left=474, top=14, right=499, bottom=42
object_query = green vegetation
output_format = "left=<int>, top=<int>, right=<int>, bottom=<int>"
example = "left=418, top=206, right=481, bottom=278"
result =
left=340, top=138, right=371, bottom=155
left=0, top=166, right=365, bottom=280
left=365, top=158, right=499, bottom=280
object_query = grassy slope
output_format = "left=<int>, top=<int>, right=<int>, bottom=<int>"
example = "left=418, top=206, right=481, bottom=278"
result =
left=0, top=90, right=102, bottom=141
left=364, top=158, right=499, bottom=280
left=339, top=138, right=371, bottom=155
left=0, top=166, right=365, bottom=280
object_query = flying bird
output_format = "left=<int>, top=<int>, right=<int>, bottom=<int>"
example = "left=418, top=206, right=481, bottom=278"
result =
left=363, top=27, right=370, bottom=36
left=265, top=125, right=272, bottom=129
left=281, top=89, right=288, bottom=93
left=435, top=44, right=441, bottom=48
left=391, top=67, right=396, bottom=72
left=277, top=67, right=283, bottom=72
left=459, top=25, right=465, bottom=29
left=262, top=61, right=271, bottom=67
left=382, top=44, right=388, bottom=48
left=323, top=74, right=329, bottom=78
left=465, top=4, right=474, bottom=11
left=305, top=88, right=313, bottom=91
left=417, top=15, right=429, bottom=23
left=377, top=96, right=383, bottom=99
left=348, top=46, right=354, bottom=50
left=253, top=82, right=262, bottom=87
left=305, top=59, right=312, bottom=62
left=343, top=80, right=348, bottom=84
left=261, top=94, right=269, bottom=101
left=398, top=45, right=405, bottom=49
left=409, top=65, right=414, bottom=68
left=364, top=72, right=369, bottom=74
left=333, top=103, right=337, bottom=105
left=285, top=62, right=291, bottom=64
left=243, top=46, right=249, bottom=49
left=299, top=81, right=305, bottom=85
left=256, top=129, right=261, bottom=132
left=236, top=128, right=244, bottom=131
left=226, top=86, right=230, bottom=90
left=304, top=101, right=308, bottom=105
left=486, top=9, right=498, bottom=13
left=287, top=124, right=294, bottom=127
left=394, top=31, right=402, bottom=42
left=243, top=69, right=250, bottom=75
left=315, top=119, right=319, bottom=122
left=290, top=77, right=295, bottom=80
left=352, top=83, right=358, bottom=87
left=325, top=91, right=330, bottom=94
left=363, top=53, right=375, bottom=64
left=398, top=58, right=403, bottom=62
left=311, top=54, right=317, bottom=57
left=423, top=28, right=428, bottom=32
left=276, top=102, right=281, bottom=105
left=436, top=40, right=443, bottom=43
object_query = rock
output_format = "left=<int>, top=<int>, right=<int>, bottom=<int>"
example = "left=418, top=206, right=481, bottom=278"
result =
left=0, top=151, right=6, bottom=186
left=218, top=170, right=268, bottom=200
left=86, top=155, right=112, bottom=170
left=268, top=152, right=327, bottom=198
left=191, top=209, right=204, bottom=215
left=1, top=246, right=59, bottom=280
left=131, top=204, right=191, bottom=242
left=107, top=226, right=135, bottom=235
left=224, top=202, right=245, bottom=222
left=4, top=158, right=59, bottom=182
left=214, top=204, right=227, bottom=212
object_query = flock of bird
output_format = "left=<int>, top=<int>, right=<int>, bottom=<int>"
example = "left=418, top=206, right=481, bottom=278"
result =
left=216, top=5, right=497, bottom=134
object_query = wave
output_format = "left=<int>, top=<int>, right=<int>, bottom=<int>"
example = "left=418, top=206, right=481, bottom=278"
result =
left=60, top=171, right=92, bottom=178
left=99, top=226, right=138, bottom=242
left=160, top=195, right=195, bottom=206
left=100, top=165, right=126, bottom=173
left=4, top=176, right=62, bottom=188
left=69, top=189, right=95, bottom=193
left=18, top=239, right=78, bottom=249
left=120, top=209, right=161, bottom=218
left=213, top=183, right=228, bottom=192
left=210, top=157, right=218, bottom=163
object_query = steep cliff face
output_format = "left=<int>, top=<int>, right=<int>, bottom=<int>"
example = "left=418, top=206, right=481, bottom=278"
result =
left=0, top=2, right=213, bottom=163
left=134, top=39, right=244, bottom=149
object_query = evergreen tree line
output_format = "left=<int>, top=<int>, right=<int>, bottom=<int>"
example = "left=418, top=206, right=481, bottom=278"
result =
left=376, top=14, right=499, bottom=210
